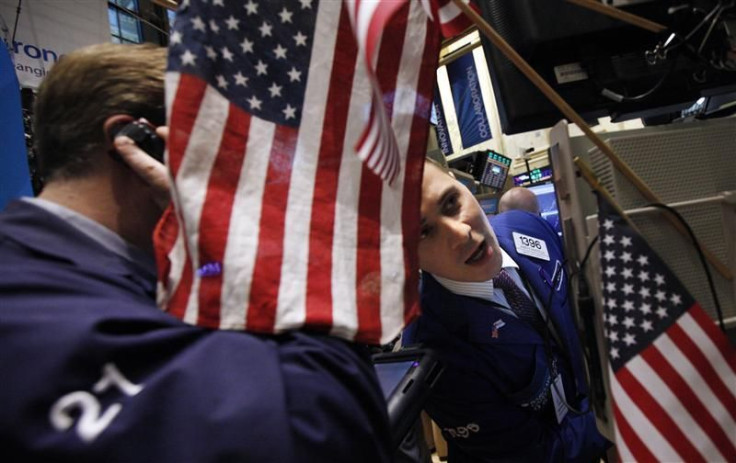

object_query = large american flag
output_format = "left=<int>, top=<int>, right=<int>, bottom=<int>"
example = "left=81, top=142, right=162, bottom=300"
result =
left=597, top=194, right=736, bottom=461
left=155, top=0, right=470, bottom=344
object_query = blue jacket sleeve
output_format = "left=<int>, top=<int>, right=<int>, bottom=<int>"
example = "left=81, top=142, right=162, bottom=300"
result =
left=423, top=330, right=608, bottom=462
left=0, top=201, right=393, bottom=463
left=0, top=299, right=392, bottom=462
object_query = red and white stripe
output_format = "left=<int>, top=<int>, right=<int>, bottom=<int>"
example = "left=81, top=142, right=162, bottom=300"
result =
left=157, top=0, right=439, bottom=344
left=420, top=0, right=475, bottom=37
left=345, top=0, right=408, bottom=185
left=610, top=305, right=736, bottom=462
left=344, top=0, right=473, bottom=184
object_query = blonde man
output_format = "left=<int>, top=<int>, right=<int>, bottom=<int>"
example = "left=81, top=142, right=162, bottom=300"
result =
left=403, top=160, right=609, bottom=461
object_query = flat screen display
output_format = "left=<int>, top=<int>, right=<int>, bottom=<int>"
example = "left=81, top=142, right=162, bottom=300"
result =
left=527, top=182, right=562, bottom=236
left=478, top=196, right=499, bottom=216
left=513, top=166, right=553, bottom=187
left=371, top=349, right=443, bottom=449
left=453, top=171, right=478, bottom=194
left=374, top=360, right=418, bottom=399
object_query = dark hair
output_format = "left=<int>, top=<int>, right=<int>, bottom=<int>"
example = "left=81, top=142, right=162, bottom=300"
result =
left=33, top=43, right=166, bottom=181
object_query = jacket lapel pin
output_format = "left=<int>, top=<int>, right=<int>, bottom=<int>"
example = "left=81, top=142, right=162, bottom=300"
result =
left=491, top=319, right=506, bottom=338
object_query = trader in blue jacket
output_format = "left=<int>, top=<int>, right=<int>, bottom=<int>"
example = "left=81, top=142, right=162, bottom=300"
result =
left=0, top=43, right=390, bottom=462
left=404, top=160, right=608, bottom=462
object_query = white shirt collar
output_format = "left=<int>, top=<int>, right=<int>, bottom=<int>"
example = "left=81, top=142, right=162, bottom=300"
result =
left=433, top=247, right=518, bottom=303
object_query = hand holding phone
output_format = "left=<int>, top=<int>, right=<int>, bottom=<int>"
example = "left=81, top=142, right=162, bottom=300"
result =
left=111, top=120, right=165, bottom=162
left=112, top=122, right=171, bottom=210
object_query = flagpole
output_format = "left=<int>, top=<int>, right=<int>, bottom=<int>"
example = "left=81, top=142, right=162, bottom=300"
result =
left=574, top=157, right=641, bottom=232
left=575, top=156, right=734, bottom=284
left=451, top=0, right=732, bottom=281
left=565, top=0, right=667, bottom=34
left=576, top=157, right=730, bottom=335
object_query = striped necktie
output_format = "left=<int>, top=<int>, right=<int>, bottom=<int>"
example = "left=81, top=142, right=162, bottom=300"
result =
left=493, top=269, right=546, bottom=333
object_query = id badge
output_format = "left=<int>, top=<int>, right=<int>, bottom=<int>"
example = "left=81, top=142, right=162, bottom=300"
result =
left=512, top=232, right=550, bottom=261
left=551, top=374, right=568, bottom=424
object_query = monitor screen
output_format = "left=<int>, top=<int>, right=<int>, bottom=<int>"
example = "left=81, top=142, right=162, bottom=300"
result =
left=450, top=168, right=478, bottom=194
left=477, top=195, right=499, bottom=216
left=513, top=166, right=553, bottom=187
left=512, top=172, right=530, bottom=187
left=372, top=349, right=444, bottom=449
left=527, top=182, right=562, bottom=236
left=373, top=360, right=418, bottom=399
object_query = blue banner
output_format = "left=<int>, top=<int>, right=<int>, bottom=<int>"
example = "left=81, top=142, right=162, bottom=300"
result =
left=0, top=45, right=32, bottom=210
left=446, top=53, right=491, bottom=149
left=432, top=85, right=453, bottom=155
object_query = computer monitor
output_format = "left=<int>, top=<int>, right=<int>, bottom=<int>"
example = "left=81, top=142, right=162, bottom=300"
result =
left=513, top=166, right=553, bottom=187
left=527, top=182, right=562, bottom=236
left=372, top=349, right=444, bottom=449
left=476, top=193, right=500, bottom=216
left=450, top=168, right=478, bottom=194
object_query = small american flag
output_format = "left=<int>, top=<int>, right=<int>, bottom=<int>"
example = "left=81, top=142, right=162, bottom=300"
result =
left=155, top=0, right=469, bottom=344
left=597, top=194, right=736, bottom=461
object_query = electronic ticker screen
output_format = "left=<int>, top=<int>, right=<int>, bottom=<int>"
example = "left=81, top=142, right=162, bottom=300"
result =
left=513, top=166, right=553, bottom=187
left=473, top=150, right=511, bottom=190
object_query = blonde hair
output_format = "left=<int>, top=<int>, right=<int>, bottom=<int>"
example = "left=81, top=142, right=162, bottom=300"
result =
left=34, top=42, right=167, bottom=180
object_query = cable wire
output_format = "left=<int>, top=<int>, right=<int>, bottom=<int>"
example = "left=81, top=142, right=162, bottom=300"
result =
left=601, top=55, right=677, bottom=103
left=685, top=1, right=724, bottom=42
left=10, top=0, right=21, bottom=45
left=697, top=3, right=726, bottom=54
left=539, top=261, right=590, bottom=417
left=646, top=203, right=726, bottom=332
left=580, top=235, right=600, bottom=273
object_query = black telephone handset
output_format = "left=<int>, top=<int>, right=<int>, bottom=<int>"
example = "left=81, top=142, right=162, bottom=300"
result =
left=111, top=120, right=165, bottom=162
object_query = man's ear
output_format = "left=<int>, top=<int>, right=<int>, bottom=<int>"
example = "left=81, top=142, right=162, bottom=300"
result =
left=103, top=115, right=135, bottom=146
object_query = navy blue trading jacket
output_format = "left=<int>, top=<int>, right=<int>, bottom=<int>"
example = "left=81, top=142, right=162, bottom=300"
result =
left=0, top=200, right=391, bottom=462
left=406, top=210, right=608, bottom=462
